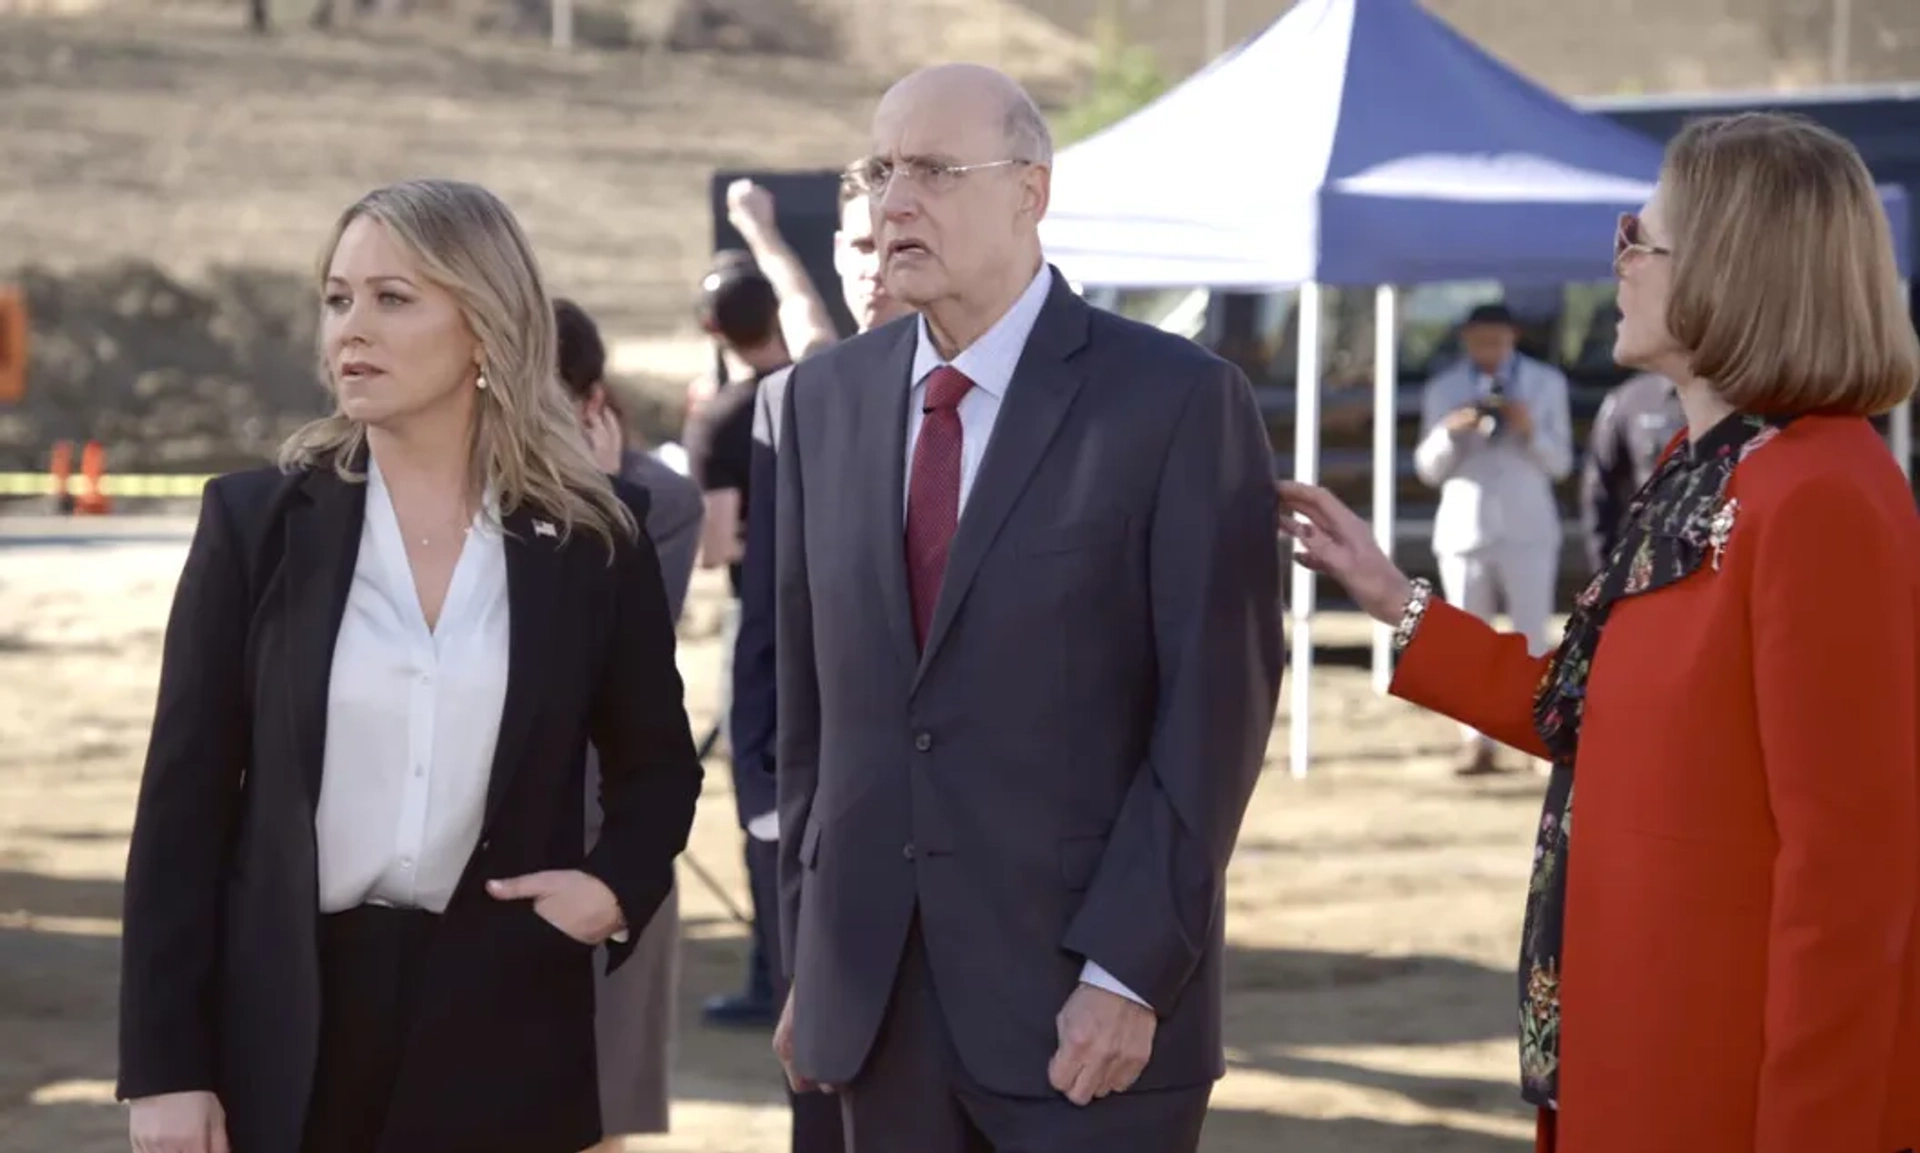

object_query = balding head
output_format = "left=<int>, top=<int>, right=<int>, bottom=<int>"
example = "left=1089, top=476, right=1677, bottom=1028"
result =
left=876, top=63, right=1054, bottom=168
left=864, top=63, right=1053, bottom=348
left=998, top=80, right=1054, bottom=169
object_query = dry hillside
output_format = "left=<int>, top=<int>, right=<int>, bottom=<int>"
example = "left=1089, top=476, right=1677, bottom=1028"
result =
left=13, top=0, right=1912, bottom=477
left=0, top=1, right=1097, bottom=470
left=1, top=6, right=874, bottom=338
left=0, top=0, right=1093, bottom=334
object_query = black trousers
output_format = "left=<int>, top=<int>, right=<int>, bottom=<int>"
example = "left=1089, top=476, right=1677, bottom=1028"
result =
left=744, top=834, right=780, bottom=1004
left=300, top=905, right=439, bottom=1153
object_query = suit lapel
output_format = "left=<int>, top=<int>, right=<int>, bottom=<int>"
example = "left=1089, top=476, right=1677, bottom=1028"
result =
left=283, top=466, right=367, bottom=811
left=481, top=506, right=565, bottom=829
left=916, top=275, right=1091, bottom=684
left=865, top=323, right=922, bottom=679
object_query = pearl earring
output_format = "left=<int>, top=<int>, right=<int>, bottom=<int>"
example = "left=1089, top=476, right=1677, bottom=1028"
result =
left=476, top=371, right=489, bottom=391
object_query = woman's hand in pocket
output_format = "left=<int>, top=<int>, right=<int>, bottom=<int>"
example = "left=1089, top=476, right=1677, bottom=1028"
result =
left=486, top=870, right=624, bottom=944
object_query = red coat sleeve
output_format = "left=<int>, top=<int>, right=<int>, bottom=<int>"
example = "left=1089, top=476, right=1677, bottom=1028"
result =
left=1749, top=475, right=1918, bottom=1153
left=1388, top=598, right=1553, bottom=760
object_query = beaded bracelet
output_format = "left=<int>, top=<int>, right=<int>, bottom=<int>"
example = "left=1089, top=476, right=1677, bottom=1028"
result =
left=1391, top=577, right=1434, bottom=653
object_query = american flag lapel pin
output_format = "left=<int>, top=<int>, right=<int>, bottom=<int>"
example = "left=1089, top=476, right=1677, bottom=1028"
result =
left=533, top=519, right=557, bottom=539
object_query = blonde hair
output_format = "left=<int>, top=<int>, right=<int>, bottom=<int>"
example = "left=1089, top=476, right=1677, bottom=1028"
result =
left=280, top=179, right=637, bottom=549
left=1661, top=112, right=1919, bottom=418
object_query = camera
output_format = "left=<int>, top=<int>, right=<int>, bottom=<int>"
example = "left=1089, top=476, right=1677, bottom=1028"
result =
left=1473, top=396, right=1507, bottom=438
left=1473, top=374, right=1508, bottom=438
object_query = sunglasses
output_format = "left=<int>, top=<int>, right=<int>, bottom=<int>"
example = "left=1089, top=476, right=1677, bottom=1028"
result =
left=1614, top=212, right=1673, bottom=270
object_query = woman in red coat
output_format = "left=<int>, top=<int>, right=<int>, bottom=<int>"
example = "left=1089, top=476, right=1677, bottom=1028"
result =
left=1281, top=112, right=1920, bottom=1153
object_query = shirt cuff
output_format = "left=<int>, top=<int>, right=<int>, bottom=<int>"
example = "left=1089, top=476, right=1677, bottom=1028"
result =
left=745, top=810, right=779, bottom=842
left=1079, top=960, right=1152, bottom=1010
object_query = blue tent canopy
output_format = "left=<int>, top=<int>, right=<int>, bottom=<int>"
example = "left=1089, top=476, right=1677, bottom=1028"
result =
left=1041, top=0, right=1912, bottom=287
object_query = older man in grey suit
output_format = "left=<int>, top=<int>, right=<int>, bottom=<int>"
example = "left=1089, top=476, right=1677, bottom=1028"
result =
left=772, top=63, right=1285, bottom=1152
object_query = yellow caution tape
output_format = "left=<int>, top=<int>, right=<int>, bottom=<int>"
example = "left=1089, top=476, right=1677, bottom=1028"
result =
left=0, top=472, right=213, bottom=497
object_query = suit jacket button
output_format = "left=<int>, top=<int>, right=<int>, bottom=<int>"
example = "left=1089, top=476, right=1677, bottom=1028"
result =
left=914, top=732, right=933, bottom=752
left=902, top=842, right=916, bottom=860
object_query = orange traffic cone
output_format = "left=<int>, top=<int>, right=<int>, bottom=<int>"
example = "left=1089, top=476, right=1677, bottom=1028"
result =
left=48, top=440, right=74, bottom=514
left=0, top=284, right=26, bottom=405
left=73, top=440, right=112, bottom=516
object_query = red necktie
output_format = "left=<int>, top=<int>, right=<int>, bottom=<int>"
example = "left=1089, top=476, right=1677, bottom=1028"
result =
left=905, top=366, right=974, bottom=649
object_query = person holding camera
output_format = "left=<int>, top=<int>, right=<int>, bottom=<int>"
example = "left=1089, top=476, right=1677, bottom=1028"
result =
left=1413, top=302, right=1573, bottom=775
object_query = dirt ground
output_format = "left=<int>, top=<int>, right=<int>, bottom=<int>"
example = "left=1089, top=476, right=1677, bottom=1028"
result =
left=0, top=519, right=1548, bottom=1153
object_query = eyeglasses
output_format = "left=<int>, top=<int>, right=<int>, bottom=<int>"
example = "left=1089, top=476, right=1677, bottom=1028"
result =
left=844, top=156, right=1029, bottom=197
left=1614, top=212, right=1673, bottom=271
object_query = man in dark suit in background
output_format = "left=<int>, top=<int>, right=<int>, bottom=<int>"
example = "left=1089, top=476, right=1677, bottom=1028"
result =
left=773, top=63, right=1285, bottom=1151
left=682, top=257, right=791, bottom=1028
left=729, top=173, right=906, bottom=1153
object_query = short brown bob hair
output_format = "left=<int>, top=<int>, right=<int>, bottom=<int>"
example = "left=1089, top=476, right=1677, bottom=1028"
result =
left=1661, top=112, right=1919, bottom=417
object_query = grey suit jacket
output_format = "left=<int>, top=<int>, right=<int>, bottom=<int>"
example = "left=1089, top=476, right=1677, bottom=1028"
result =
left=774, top=272, right=1285, bottom=1098
left=622, top=448, right=704, bottom=624
left=585, top=449, right=701, bottom=849
left=583, top=445, right=706, bottom=847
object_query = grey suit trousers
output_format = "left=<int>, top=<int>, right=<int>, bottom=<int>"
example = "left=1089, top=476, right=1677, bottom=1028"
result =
left=839, top=919, right=1212, bottom=1153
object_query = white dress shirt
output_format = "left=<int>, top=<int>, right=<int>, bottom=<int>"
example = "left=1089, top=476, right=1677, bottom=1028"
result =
left=314, top=458, right=511, bottom=915
left=904, top=264, right=1152, bottom=1011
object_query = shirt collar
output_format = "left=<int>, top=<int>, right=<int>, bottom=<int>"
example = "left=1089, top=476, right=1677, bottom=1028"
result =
left=909, top=263, right=1054, bottom=400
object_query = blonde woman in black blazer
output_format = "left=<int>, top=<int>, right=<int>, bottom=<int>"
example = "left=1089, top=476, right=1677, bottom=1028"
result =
left=117, top=179, right=702, bottom=1153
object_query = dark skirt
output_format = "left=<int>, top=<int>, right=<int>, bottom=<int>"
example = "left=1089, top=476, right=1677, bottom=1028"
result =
left=300, top=905, right=439, bottom=1153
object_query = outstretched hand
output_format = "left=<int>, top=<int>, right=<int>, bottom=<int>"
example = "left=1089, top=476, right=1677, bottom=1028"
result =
left=1275, top=481, right=1415, bottom=625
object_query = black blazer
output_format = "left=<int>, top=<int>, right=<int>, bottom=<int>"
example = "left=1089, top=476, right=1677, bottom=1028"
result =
left=115, top=463, right=702, bottom=1153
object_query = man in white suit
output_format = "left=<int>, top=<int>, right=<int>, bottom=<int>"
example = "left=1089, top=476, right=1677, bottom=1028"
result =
left=1413, top=302, right=1573, bottom=775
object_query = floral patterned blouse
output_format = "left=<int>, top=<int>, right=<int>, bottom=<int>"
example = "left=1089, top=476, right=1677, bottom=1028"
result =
left=1516, top=411, right=1789, bottom=1109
